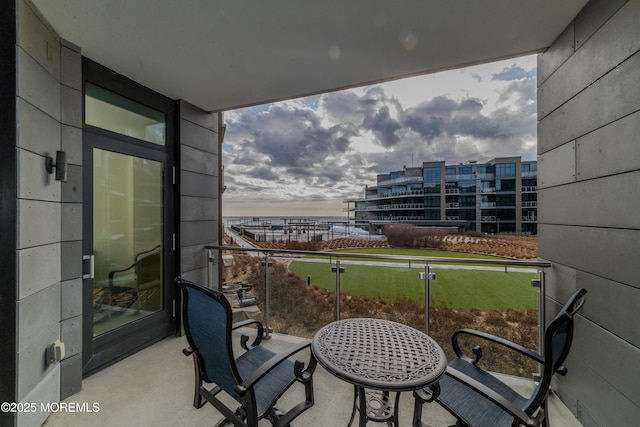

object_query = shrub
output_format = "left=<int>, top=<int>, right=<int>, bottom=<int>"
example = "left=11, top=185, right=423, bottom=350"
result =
left=383, top=224, right=446, bottom=249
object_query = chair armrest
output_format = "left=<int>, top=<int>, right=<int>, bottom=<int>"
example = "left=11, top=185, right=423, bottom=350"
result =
left=234, top=341, right=316, bottom=396
left=232, top=319, right=264, bottom=349
left=108, top=263, right=137, bottom=288
left=452, top=328, right=544, bottom=365
left=445, top=366, right=540, bottom=427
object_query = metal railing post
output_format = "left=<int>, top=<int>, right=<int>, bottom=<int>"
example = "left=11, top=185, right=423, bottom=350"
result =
left=262, top=254, right=272, bottom=339
left=419, top=263, right=433, bottom=335
left=538, top=269, right=546, bottom=354
left=332, top=259, right=344, bottom=321
left=207, top=248, right=214, bottom=288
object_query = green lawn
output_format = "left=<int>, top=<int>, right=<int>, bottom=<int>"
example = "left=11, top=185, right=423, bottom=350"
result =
left=288, top=261, right=537, bottom=311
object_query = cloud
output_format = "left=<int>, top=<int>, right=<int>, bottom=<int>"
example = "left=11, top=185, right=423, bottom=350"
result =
left=492, top=64, right=537, bottom=81
left=222, top=56, right=537, bottom=216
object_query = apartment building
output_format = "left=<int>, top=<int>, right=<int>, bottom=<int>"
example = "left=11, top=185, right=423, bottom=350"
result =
left=355, top=157, right=537, bottom=234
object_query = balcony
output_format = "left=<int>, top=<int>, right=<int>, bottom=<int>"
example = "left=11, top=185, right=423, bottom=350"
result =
left=43, top=332, right=581, bottom=427
left=45, top=243, right=583, bottom=427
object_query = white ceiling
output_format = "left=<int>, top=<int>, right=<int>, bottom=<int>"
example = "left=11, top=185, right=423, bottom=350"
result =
left=32, top=0, right=588, bottom=112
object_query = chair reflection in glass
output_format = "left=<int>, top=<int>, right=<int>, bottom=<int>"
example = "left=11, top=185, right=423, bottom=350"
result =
left=176, top=277, right=316, bottom=427
left=413, top=288, right=587, bottom=427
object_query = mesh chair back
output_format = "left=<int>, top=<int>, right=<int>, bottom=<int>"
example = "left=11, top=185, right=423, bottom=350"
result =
left=179, top=280, right=242, bottom=401
left=526, top=288, right=587, bottom=412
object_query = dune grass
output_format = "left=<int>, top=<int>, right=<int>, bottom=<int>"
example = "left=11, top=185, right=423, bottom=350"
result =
left=288, top=261, right=537, bottom=311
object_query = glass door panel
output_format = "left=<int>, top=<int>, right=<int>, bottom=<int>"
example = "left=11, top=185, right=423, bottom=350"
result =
left=92, top=148, right=163, bottom=336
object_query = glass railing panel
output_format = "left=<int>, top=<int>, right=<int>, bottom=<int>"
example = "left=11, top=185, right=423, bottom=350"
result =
left=214, top=246, right=547, bottom=379
left=426, top=264, right=540, bottom=379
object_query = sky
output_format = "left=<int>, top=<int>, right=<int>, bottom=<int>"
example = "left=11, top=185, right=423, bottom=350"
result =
left=222, top=55, right=537, bottom=217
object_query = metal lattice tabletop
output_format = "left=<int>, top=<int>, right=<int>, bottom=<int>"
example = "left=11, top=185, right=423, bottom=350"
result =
left=312, top=318, right=447, bottom=391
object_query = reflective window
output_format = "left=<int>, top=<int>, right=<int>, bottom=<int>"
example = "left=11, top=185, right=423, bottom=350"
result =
left=85, top=83, right=166, bottom=145
left=423, top=167, right=441, bottom=180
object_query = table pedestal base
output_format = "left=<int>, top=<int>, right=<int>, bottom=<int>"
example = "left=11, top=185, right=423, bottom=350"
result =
left=349, top=387, right=401, bottom=426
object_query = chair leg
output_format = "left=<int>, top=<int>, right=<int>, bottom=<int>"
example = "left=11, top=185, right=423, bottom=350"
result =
left=190, top=355, right=205, bottom=408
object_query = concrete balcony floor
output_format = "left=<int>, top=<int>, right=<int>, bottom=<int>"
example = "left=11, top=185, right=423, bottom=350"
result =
left=43, top=333, right=583, bottom=427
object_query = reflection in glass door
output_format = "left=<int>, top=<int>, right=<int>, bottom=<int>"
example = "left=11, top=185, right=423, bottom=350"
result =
left=92, top=149, right=163, bottom=336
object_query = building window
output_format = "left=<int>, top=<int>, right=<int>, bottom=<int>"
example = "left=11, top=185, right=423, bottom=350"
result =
left=423, top=167, right=441, bottom=180
left=424, top=182, right=441, bottom=194
left=495, top=163, right=516, bottom=177
left=85, top=83, right=166, bottom=145
left=425, top=196, right=441, bottom=207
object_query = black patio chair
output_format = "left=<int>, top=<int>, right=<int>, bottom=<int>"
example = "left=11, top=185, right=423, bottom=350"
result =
left=413, top=288, right=587, bottom=427
left=176, top=277, right=316, bottom=427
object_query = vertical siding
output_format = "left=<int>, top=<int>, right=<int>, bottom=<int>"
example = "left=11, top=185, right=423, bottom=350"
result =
left=15, top=0, right=63, bottom=425
left=58, top=39, right=83, bottom=401
left=13, top=1, right=85, bottom=425
left=537, top=0, right=640, bottom=425
left=178, top=101, right=220, bottom=285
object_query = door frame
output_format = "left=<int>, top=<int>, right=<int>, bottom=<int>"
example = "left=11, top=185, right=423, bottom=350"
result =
left=81, top=59, right=177, bottom=374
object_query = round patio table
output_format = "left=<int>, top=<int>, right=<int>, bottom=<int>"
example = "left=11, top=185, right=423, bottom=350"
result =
left=312, top=318, right=447, bottom=426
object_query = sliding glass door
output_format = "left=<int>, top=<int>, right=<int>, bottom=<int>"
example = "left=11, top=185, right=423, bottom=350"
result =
left=82, top=59, right=175, bottom=373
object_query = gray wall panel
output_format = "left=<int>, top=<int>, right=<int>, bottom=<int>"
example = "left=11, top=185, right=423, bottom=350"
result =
left=17, top=366, right=60, bottom=427
left=574, top=0, right=629, bottom=49
left=16, top=284, right=61, bottom=400
left=181, top=118, right=217, bottom=153
left=538, top=3, right=640, bottom=422
left=61, top=202, right=82, bottom=241
left=16, top=97, right=60, bottom=153
left=538, top=51, right=640, bottom=154
left=18, top=199, right=60, bottom=248
left=18, top=243, right=61, bottom=299
left=537, top=141, right=575, bottom=188
left=60, top=43, right=81, bottom=90
left=178, top=102, right=220, bottom=287
left=18, top=148, right=61, bottom=201
left=538, top=0, right=640, bottom=118
left=181, top=144, right=217, bottom=176
left=180, top=195, right=218, bottom=222
left=61, top=164, right=82, bottom=203
left=555, top=352, right=640, bottom=427
left=61, top=124, right=82, bottom=165
left=17, top=0, right=60, bottom=78
left=543, top=261, right=577, bottom=303
left=180, top=100, right=218, bottom=131
left=571, top=317, right=640, bottom=405
left=17, top=48, right=60, bottom=120
left=60, top=278, right=82, bottom=321
left=538, top=224, right=639, bottom=289
left=59, top=354, right=82, bottom=400
left=539, top=172, right=640, bottom=228
left=576, top=110, right=640, bottom=180
left=537, top=23, right=574, bottom=86
left=60, top=316, right=82, bottom=358
left=577, top=271, right=640, bottom=347
left=180, top=244, right=208, bottom=272
left=60, top=85, right=82, bottom=127
left=180, top=221, right=217, bottom=247
left=181, top=170, right=218, bottom=198
left=60, top=241, right=81, bottom=281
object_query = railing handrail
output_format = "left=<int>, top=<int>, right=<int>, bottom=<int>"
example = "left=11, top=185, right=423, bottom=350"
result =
left=205, top=244, right=551, bottom=268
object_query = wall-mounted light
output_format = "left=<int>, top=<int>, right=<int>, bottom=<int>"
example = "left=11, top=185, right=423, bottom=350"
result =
left=45, top=151, right=68, bottom=182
